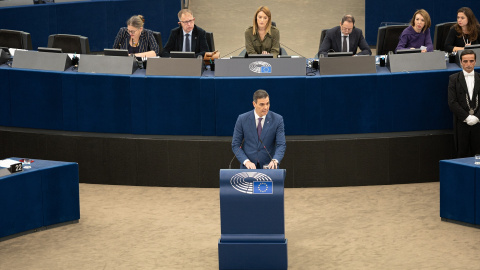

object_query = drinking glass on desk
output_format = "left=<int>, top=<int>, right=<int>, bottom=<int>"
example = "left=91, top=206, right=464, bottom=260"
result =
left=475, top=155, right=480, bottom=165
left=22, top=158, right=31, bottom=169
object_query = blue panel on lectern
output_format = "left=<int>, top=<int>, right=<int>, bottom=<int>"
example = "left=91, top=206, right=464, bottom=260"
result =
left=220, top=170, right=285, bottom=235
left=219, top=169, right=287, bottom=270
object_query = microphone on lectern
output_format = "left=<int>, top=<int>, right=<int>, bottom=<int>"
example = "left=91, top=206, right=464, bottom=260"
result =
left=229, top=139, right=244, bottom=169
left=258, top=137, right=277, bottom=169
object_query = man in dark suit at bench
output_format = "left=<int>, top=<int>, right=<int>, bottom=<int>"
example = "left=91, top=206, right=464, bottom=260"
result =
left=318, top=14, right=371, bottom=57
left=162, top=9, right=209, bottom=58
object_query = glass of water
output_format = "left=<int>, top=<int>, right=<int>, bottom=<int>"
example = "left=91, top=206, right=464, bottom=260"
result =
left=475, top=155, right=480, bottom=165
left=22, top=158, right=31, bottom=169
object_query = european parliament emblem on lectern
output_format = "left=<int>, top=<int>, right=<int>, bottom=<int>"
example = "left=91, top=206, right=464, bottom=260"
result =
left=219, top=169, right=288, bottom=270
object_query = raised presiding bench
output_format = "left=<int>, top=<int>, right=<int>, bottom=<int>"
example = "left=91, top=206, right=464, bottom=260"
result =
left=215, top=57, right=305, bottom=77
left=0, top=158, right=79, bottom=239
left=440, top=157, right=480, bottom=225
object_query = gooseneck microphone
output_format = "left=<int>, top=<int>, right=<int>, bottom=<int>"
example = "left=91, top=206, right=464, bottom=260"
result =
left=258, top=137, right=276, bottom=168
left=229, top=139, right=244, bottom=169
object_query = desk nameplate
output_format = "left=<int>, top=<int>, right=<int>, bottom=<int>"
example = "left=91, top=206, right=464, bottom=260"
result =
left=215, top=57, right=306, bottom=77
left=12, top=50, right=72, bottom=72
left=146, top=57, right=204, bottom=76
left=78, top=54, right=137, bottom=75
left=319, top=55, right=376, bottom=75
left=388, top=51, right=446, bottom=73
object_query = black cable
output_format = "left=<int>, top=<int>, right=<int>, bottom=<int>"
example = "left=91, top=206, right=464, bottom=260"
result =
left=222, top=46, right=246, bottom=58
left=279, top=42, right=306, bottom=58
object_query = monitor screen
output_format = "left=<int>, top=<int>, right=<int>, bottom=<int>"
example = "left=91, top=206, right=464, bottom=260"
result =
left=38, top=47, right=63, bottom=53
left=327, top=52, right=354, bottom=57
left=170, top=51, right=196, bottom=58
left=104, top=49, right=129, bottom=57
left=247, top=54, right=273, bottom=58
left=396, top=48, right=422, bottom=54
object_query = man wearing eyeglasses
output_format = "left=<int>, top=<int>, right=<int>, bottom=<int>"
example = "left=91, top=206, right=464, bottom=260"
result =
left=162, top=9, right=209, bottom=58
left=317, top=15, right=371, bottom=57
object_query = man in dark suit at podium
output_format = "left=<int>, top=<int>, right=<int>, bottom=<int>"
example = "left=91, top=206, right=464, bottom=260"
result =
left=448, top=49, right=480, bottom=157
left=232, top=90, right=286, bottom=169
left=318, top=14, right=371, bottom=57
left=162, top=9, right=209, bottom=58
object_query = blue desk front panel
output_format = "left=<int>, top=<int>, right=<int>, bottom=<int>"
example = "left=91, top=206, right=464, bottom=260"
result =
left=140, top=76, right=204, bottom=135
left=39, top=161, right=80, bottom=226
left=65, top=72, right=133, bottom=133
left=215, top=76, right=306, bottom=136
left=306, top=73, right=379, bottom=135
left=0, top=64, right=459, bottom=136
left=440, top=158, right=478, bottom=224
left=0, top=171, right=43, bottom=238
left=0, top=66, right=12, bottom=127
left=377, top=69, right=454, bottom=133
left=8, top=68, right=64, bottom=130
left=0, top=158, right=79, bottom=238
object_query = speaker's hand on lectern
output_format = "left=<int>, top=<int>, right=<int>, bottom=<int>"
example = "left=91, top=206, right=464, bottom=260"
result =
left=245, top=161, right=257, bottom=169
left=267, top=160, right=278, bottom=169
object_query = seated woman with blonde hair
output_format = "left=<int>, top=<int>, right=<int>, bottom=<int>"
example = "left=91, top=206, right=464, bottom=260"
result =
left=113, top=15, right=159, bottom=57
left=245, top=6, right=280, bottom=58
left=395, top=9, right=433, bottom=53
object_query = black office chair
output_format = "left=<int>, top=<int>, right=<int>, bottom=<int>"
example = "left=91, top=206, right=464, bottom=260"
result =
left=152, top=31, right=163, bottom=56
left=0, top=29, right=33, bottom=50
left=314, top=29, right=328, bottom=58
left=206, top=31, right=215, bottom=51
left=434, top=22, right=456, bottom=51
left=376, top=25, right=408, bottom=55
left=47, top=34, right=90, bottom=54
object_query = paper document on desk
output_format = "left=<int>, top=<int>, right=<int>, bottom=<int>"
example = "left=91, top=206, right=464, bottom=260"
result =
left=0, top=159, right=19, bottom=168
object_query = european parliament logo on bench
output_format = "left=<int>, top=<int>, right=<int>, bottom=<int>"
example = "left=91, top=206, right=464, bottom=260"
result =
left=249, top=61, right=272, bottom=74
left=230, top=172, right=273, bottom=194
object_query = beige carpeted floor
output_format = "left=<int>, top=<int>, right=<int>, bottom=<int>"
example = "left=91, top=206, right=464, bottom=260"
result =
left=1, top=182, right=479, bottom=269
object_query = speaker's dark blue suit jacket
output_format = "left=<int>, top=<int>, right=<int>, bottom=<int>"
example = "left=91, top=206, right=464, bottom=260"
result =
left=232, top=110, right=286, bottom=169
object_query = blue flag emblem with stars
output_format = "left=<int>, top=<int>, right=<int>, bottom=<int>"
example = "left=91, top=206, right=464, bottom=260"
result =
left=253, top=181, right=273, bottom=194
left=261, top=66, right=272, bottom=73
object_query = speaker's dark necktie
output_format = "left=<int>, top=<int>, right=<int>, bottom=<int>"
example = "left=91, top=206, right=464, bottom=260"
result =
left=257, top=118, right=263, bottom=139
